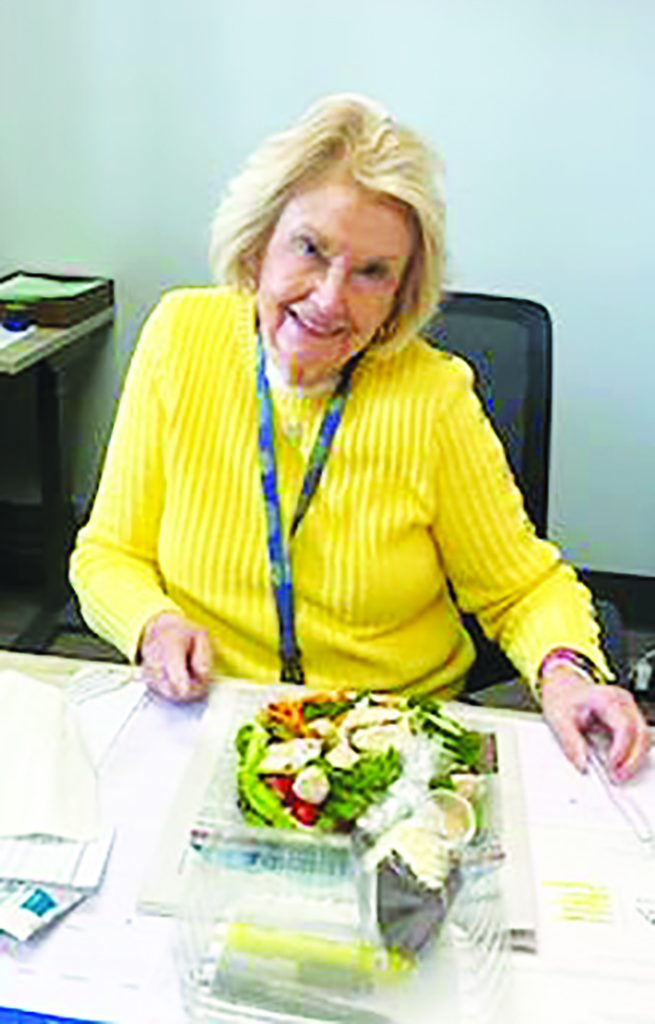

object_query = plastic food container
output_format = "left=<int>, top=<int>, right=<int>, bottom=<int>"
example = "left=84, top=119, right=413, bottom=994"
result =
left=175, top=682, right=512, bottom=1023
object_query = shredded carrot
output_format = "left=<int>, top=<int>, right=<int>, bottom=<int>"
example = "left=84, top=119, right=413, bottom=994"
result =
left=266, top=700, right=307, bottom=736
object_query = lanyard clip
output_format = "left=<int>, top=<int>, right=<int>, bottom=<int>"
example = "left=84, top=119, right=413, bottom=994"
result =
left=280, top=653, right=305, bottom=686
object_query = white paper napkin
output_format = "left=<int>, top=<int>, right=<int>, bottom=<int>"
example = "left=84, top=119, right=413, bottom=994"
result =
left=0, top=670, right=99, bottom=840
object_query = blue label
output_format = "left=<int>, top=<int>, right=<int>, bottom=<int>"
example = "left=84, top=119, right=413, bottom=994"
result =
left=21, top=888, right=57, bottom=917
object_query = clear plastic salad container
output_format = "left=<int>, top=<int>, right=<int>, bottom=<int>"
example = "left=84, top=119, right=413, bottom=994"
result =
left=175, top=681, right=512, bottom=1024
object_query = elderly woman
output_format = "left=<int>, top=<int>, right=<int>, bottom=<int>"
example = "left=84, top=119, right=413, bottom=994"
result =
left=70, top=94, right=650, bottom=780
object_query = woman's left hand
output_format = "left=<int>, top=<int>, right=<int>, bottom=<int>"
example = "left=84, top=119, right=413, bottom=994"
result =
left=541, top=671, right=651, bottom=782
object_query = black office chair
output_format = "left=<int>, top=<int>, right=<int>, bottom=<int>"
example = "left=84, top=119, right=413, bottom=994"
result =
left=421, top=291, right=628, bottom=692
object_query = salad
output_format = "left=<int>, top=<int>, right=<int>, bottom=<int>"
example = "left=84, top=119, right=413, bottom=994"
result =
left=228, top=690, right=499, bottom=958
left=234, top=691, right=490, bottom=834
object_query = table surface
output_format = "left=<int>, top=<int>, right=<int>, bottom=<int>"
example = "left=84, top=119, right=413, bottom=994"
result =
left=0, top=310, right=114, bottom=375
left=0, top=651, right=653, bottom=1024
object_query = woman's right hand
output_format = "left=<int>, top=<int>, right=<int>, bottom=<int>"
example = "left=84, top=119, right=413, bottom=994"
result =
left=138, top=611, right=212, bottom=702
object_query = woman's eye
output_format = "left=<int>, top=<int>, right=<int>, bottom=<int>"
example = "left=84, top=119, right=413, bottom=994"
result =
left=357, top=263, right=390, bottom=282
left=296, top=236, right=322, bottom=259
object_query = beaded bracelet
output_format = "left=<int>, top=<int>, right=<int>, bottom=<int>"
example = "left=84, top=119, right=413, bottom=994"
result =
left=538, top=647, right=601, bottom=686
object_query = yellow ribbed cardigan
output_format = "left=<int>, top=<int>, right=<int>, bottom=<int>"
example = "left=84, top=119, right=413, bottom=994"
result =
left=70, top=287, right=609, bottom=696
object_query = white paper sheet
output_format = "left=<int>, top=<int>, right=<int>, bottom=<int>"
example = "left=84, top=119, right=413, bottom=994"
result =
left=516, top=719, right=655, bottom=840
left=0, top=827, right=115, bottom=890
left=0, top=670, right=98, bottom=841
left=67, top=665, right=147, bottom=767
left=516, top=719, right=655, bottom=977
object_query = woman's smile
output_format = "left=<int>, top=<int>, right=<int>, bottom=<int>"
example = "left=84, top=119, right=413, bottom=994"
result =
left=286, top=305, right=347, bottom=337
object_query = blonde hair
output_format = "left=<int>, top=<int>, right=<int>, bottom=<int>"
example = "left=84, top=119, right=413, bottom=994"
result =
left=209, top=94, right=446, bottom=352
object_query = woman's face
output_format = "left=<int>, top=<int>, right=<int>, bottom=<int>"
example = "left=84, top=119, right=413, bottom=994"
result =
left=256, top=172, right=414, bottom=388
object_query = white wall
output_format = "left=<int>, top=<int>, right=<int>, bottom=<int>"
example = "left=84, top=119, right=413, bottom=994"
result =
left=1, top=0, right=653, bottom=574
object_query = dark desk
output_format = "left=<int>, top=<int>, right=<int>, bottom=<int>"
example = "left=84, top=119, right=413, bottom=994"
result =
left=0, top=310, right=114, bottom=647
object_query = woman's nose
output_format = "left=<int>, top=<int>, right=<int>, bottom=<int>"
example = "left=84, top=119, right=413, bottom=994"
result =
left=312, top=261, right=349, bottom=316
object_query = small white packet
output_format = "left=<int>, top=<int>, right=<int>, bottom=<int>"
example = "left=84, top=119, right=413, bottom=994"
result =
left=0, top=880, right=86, bottom=942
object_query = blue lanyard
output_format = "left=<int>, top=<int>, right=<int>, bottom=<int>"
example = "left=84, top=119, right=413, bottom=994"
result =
left=256, top=332, right=362, bottom=684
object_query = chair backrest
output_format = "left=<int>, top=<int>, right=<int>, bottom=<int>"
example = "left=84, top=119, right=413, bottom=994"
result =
left=421, top=291, right=552, bottom=537
left=420, top=291, right=553, bottom=690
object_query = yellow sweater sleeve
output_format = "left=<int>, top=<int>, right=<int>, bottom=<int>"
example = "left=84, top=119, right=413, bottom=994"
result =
left=70, top=296, right=183, bottom=659
left=432, top=357, right=612, bottom=686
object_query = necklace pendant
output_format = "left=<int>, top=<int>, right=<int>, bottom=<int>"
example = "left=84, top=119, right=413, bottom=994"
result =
left=284, top=421, right=304, bottom=447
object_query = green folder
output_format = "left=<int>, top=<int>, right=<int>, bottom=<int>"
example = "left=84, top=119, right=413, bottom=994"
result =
left=0, top=275, right=104, bottom=304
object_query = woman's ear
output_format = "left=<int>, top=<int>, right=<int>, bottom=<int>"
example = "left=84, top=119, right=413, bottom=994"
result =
left=243, top=251, right=262, bottom=291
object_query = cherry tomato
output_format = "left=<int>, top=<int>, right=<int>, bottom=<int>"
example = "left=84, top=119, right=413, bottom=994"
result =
left=266, top=776, right=295, bottom=802
left=292, top=799, right=319, bottom=826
